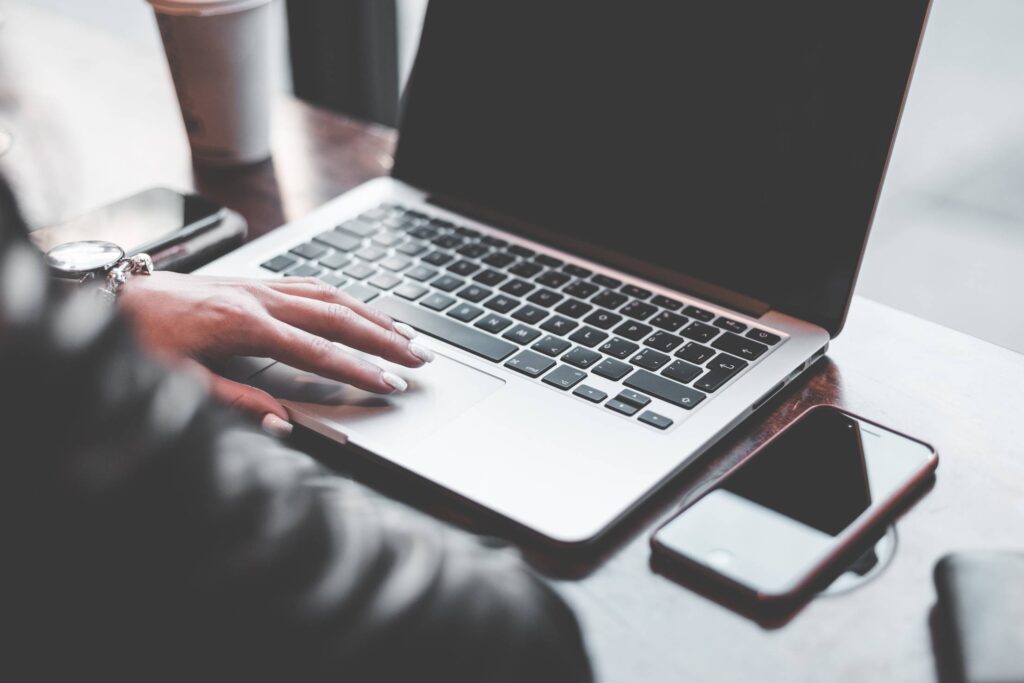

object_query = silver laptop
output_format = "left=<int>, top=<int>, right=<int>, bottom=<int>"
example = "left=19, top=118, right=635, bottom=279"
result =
left=198, top=3, right=930, bottom=544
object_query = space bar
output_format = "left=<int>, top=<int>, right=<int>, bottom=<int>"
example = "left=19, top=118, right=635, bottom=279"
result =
left=374, top=296, right=518, bottom=362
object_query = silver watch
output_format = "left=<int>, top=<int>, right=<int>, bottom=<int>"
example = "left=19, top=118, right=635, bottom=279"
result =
left=45, top=240, right=153, bottom=303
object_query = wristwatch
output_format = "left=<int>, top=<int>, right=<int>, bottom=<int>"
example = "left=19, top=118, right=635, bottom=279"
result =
left=44, top=240, right=153, bottom=303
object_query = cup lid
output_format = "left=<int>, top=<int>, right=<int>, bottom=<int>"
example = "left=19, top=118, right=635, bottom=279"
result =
left=146, top=0, right=271, bottom=17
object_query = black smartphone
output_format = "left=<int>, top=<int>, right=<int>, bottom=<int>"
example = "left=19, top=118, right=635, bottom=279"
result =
left=651, top=405, right=937, bottom=604
left=31, top=188, right=226, bottom=255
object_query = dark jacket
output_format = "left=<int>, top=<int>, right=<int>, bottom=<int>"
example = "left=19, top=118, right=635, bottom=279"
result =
left=0, top=182, right=591, bottom=682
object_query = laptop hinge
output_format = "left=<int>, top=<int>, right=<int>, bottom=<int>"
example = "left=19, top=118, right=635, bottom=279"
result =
left=426, top=193, right=771, bottom=319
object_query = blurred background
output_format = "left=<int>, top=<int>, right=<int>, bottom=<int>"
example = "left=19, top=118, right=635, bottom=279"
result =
left=8, top=0, right=1024, bottom=353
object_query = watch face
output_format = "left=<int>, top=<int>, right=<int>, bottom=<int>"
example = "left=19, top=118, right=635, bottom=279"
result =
left=45, top=240, right=124, bottom=276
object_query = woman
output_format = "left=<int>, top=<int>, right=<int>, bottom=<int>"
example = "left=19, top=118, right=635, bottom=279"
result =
left=0, top=176, right=591, bottom=682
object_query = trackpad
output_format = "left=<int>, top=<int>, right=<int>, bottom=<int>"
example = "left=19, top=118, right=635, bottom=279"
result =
left=247, top=353, right=505, bottom=450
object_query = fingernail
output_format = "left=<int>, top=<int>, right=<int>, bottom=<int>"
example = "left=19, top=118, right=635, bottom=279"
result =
left=394, top=322, right=418, bottom=340
left=261, top=413, right=293, bottom=438
left=409, top=342, right=436, bottom=363
left=381, top=371, right=408, bottom=393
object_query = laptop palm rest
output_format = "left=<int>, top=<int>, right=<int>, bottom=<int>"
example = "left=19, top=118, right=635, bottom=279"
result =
left=243, top=352, right=505, bottom=452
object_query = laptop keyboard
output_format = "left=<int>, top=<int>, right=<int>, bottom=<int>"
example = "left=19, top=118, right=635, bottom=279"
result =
left=260, top=203, right=785, bottom=431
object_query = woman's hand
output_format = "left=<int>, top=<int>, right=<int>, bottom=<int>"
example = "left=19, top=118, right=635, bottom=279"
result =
left=118, top=272, right=434, bottom=433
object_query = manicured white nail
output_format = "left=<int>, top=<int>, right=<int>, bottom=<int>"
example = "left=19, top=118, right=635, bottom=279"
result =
left=261, top=413, right=293, bottom=438
left=409, top=342, right=435, bottom=363
left=394, top=322, right=418, bottom=340
left=381, top=371, right=408, bottom=393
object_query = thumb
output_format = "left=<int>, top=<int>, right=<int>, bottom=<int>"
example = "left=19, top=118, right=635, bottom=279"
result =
left=191, top=363, right=293, bottom=438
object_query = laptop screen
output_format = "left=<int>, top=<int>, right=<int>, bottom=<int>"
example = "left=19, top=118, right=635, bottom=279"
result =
left=393, top=2, right=930, bottom=335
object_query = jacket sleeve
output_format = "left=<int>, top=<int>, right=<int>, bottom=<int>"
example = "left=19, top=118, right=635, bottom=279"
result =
left=0, top=229, right=591, bottom=682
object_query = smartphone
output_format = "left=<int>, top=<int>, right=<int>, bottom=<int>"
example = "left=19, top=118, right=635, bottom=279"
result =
left=651, top=405, right=937, bottom=604
left=31, top=188, right=226, bottom=255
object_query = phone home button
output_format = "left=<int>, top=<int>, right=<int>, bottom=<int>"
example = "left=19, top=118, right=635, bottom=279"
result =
left=707, top=548, right=734, bottom=569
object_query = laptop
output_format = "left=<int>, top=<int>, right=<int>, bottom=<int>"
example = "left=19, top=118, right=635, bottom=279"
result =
left=198, top=2, right=931, bottom=544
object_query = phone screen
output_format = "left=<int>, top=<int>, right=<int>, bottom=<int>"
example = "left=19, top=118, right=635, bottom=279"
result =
left=31, top=188, right=225, bottom=254
left=654, top=407, right=935, bottom=598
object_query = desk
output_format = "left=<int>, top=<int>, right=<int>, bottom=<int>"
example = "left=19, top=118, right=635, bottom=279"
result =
left=6, top=3, right=1024, bottom=681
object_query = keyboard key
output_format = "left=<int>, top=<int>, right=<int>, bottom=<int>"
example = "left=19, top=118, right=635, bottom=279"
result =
left=536, top=270, right=571, bottom=288
left=599, top=337, right=640, bottom=359
left=343, top=262, right=375, bottom=280
left=448, top=259, right=480, bottom=276
left=638, top=411, right=673, bottom=430
left=321, top=273, right=347, bottom=288
left=592, top=274, right=622, bottom=288
left=457, top=285, right=492, bottom=303
left=650, top=295, right=683, bottom=310
left=510, top=261, right=543, bottom=277
left=314, top=229, right=362, bottom=252
left=405, top=265, right=438, bottom=282
left=676, top=341, right=715, bottom=364
left=483, top=252, right=516, bottom=268
left=542, top=365, right=587, bottom=390
left=624, top=370, right=706, bottom=410
left=681, top=321, right=719, bottom=342
left=694, top=353, right=748, bottom=393
left=474, top=269, right=507, bottom=286
left=683, top=305, right=715, bottom=322
left=355, top=245, right=387, bottom=262
left=711, top=332, right=768, bottom=361
left=290, top=241, right=327, bottom=260
left=532, top=335, right=573, bottom=358
left=535, top=254, right=563, bottom=268
left=616, top=389, right=651, bottom=408
left=512, top=305, right=548, bottom=325
left=708, top=353, right=749, bottom=374
left=568, top=326, right=608, bottom=348
left=592, top=290, right=628, bottom=309
left=372, top=231, right=403, bottom=248
left=433, top=234, right=463, bottom=250
left=396, top=240, right=428, bottom=256
left=422, top=251, right=454, bottom=266
left=555, top=299, right=593, bottom=319
left=593, top=357, right=632, bottom=381
left=394, top=283, right=428, bottom=300
left=484, top=294, right=520, bottom=313
left=583, top=310, right=623, bottom=330
left=621, top=300, right=657, bottom=320
left=563, top=347, right=602, bottom=369
left=261, top=254, right=296, bottom=272
left=378, top=255, right=411, bottom=272
left=338, top=219, right=376, bottom=237
left=662, top=359, right=702, bottom=384
left=508, top=245, right=536, bottom=258
left=563, top=264, right=592, bottom=278
left=631, top=348, right=670, bottom=371
left=714, top=316, right=748, bottom=334
left=420, top=292, right=455, bottom=311
left=540, top=315, right=578, bottom=336
left=431, top=275, right=465, bottom=292
left=287, top=263, right=322, bottom=278
left=455, top=226, right=481, bottom=238
left=505, top=350, right=556, bottom=378
left=482, top=236, right=508, bottom=248
left=375, top=297, right=517, bottom=362
left=564, top=280, right=600, bottom=299
left=474, top=313, right=513, bottom=334
left=527, top=288, right=563, bottom=308
left=319, top=251, right=350, bottom=270
left=650, top=311, right=688, bottom=332
left=409, top=225, right=439, bottom=240
left=746, top=328, right=781, bottom=345
left=457, top=243, right=489, bottom=259
left=502, top=324, right=542, bottom=344
left=614, top=320, right=653, bottom=341
left=573, top=384, right=608, bottom=403
left=368, top=272, right=402, bottom=290
left=342, top=282, right=378, bottom=303
left=644, top=331, right=684, bottom=352
left=605, top=399, right=640, bottom=417
left=621, top=284, right=652, bottom=299
left=501, top=278, right=535, bottom=296
left=447, top=303, right=484, bottom=322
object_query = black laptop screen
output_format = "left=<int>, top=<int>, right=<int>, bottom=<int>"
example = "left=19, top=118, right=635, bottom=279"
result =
left=393, top=2, right=930, bottom=335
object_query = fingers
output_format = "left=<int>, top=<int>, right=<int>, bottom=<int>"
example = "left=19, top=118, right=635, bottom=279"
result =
left=262, top=291, right=430, bottom=369
left=192, top=362, right=294, bottom=438
left=259, top=318, right=410, bottom=394
left=265, top=278, right=398, bottom=332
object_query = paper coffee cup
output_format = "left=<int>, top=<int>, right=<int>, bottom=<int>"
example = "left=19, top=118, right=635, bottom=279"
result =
left=148, top=0, right=274, bottom=167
